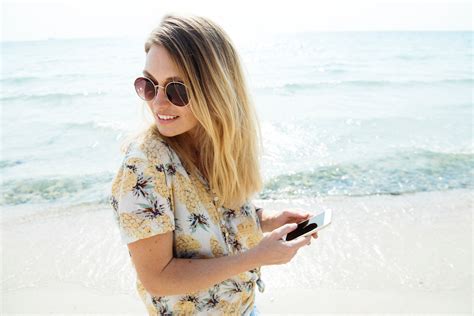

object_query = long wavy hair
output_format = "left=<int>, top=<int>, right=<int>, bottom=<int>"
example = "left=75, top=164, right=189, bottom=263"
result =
left=123, top=14, right=263, bottom=210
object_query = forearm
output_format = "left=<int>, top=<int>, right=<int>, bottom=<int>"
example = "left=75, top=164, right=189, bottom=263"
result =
left=151, top=250, right=260, bottom=297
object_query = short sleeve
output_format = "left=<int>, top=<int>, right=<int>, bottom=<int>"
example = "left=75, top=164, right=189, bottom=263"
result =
left=109, top=146, right=175, bottom=245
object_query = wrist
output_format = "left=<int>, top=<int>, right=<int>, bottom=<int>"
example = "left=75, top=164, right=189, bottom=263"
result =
left=243, top=245, right=263, bottom=269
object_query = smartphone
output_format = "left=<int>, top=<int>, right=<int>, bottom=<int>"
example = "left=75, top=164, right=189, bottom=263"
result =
left=285, top=209, right=332, bottom=241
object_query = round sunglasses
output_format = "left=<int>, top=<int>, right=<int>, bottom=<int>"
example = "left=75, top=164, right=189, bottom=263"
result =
left=134, top=76, right=190, bottom=107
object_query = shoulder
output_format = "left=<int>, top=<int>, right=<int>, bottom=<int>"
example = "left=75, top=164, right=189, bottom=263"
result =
left=123, top=127, right=174, bottom=167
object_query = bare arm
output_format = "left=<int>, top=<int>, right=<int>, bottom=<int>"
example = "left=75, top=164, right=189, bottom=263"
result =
left=155, top=250, right=258, bottom=296
left=128, top=223, right=310, bottom=297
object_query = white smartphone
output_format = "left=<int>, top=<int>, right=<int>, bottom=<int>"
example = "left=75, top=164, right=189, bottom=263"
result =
left=284, top=209, right=332, bottom=241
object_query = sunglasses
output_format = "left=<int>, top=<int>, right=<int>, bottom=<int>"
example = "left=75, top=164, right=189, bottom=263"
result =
left=134, top=76, right=190, bottom=107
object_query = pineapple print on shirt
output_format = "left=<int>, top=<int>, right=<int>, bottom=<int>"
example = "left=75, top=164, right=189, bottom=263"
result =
left=109, top=127, right=265, bottom=315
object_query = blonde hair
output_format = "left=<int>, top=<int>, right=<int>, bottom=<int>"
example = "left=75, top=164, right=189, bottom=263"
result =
left=122, top=14, right=263, bottom=210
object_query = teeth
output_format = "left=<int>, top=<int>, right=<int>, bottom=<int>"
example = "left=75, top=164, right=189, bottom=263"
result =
left=158, top=114, right=178, bottom=120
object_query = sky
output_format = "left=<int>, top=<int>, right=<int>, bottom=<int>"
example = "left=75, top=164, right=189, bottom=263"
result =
left=1, top=0, right=472, bottom=42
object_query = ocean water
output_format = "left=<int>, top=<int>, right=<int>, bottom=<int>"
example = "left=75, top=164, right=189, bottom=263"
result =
left=1, top=32, right=472, bottom=209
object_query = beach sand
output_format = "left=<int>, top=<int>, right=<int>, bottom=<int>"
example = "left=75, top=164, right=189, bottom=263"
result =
left=1, top=189, right=472, bottom=314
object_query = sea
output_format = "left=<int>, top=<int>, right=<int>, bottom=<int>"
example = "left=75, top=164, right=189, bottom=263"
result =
left=1, top=31, right=472, bottom=209
left=1, top=31, right=473, bottom=307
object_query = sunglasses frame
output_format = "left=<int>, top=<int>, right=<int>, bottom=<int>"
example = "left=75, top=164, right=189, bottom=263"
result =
left=134, top=76, right=191, bottom=107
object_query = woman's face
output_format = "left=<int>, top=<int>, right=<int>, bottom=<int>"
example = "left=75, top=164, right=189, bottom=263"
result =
left=143, top=44, right=199, bottom=138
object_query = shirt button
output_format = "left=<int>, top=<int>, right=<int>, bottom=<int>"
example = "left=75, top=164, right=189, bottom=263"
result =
left=213, top=196, right=219, bottom=202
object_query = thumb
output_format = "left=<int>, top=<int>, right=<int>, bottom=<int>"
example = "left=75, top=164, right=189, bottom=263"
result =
left=271, top=223, right=297, bottom=240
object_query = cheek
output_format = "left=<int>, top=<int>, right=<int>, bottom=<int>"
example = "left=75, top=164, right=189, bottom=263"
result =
left=180, top=108, right=198, bottom=126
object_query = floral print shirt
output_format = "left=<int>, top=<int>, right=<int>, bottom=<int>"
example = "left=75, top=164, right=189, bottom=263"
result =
left=109, top=129, right=265, bottom=315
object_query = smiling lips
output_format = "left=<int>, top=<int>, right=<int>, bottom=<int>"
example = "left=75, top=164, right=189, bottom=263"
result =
left=157, top=114, right=179, bottom=120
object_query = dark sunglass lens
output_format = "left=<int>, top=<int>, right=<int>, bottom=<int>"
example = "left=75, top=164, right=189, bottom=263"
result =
left=166, top=83, right=189, bottom=106
left=134, top=78, right=156, bottom=101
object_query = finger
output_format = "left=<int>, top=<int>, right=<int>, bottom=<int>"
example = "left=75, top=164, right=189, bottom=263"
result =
left=285, top=235, right=311, bottom=248
left=272, top=223, right=297, bottom=240
left=298, top=210, right=312, bottom=219
left=311, top=232, right=318, bottom=239
left=287, top=208, right=311, bottom=218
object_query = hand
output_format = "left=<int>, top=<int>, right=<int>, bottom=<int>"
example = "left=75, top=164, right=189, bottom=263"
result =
left=266, top=208, right=319, bottom=241
left=249, top=223, right=312, bottom=266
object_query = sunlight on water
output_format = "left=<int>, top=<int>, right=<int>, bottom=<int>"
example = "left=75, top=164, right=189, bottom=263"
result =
left=1, top=32, right=472, bottom=206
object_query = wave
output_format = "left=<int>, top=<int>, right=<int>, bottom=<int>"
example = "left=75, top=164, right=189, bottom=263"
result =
left=0, top=76, right=40, bottom=84
left=394, top=54, right=435, bottom=61
left=1, top=91, right=105, bottom=102
left=0, top=172, right=114, bottom=206
left=0, top=159, right=25, bottom=169
left=255, top=78, right=474, bottom=93
left=60, top=120, right=130, bottom=133
left=0, top=73, right=91, bottom=84
left=1, top=149, right=472, bottom=206
left=308, top=67, right=347, bottom=74
left=258, top=149, right=474, bottom=199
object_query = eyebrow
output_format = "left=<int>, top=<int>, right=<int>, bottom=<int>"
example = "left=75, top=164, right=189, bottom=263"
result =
left=142, top=70, right=183, bottom=84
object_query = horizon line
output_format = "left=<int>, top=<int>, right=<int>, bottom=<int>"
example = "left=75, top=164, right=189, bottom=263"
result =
left=2, top=30, right=472, bottom=44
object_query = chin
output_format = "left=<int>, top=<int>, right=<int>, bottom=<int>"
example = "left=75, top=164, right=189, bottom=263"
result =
left=156, top=129, right=175, bottom=138
left=156, top=126, right=181, bottom=138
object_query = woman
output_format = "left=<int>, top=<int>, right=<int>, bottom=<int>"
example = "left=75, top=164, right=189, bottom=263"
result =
left=109, top=14, right=318, bottom=315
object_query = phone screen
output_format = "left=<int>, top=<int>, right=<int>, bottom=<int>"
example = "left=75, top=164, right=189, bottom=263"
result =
left=285, top=212, right=327, bottom=241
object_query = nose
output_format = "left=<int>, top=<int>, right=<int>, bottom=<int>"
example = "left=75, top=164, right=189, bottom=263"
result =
left=150, top=85, right=171, bottom=108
